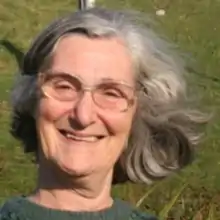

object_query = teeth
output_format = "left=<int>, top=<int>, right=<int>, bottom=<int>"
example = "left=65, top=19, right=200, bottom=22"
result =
left=65, top=133, right=98, bottom=142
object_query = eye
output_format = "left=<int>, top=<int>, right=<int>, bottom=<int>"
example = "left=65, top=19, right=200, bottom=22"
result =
left=50, top=78, right=76, bottom=91
left=103, top=88, right=122, bottom=97
left=98, top=83, right=129, bottom=99
left=54, top=82, right=73, bottom=90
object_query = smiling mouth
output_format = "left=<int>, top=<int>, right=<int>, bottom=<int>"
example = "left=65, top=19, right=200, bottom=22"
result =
left=58, top=129, right=105, bottom=143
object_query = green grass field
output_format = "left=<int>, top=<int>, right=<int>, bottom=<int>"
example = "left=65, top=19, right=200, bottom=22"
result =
left=0, top=0, right=220, bottom=218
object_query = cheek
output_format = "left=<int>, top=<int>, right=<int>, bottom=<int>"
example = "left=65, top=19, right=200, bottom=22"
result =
left=100, top=109, right=135, bottom=137
left=36, top=99, right=71, bottom=157
left=37, top=98, right=70, bottom=122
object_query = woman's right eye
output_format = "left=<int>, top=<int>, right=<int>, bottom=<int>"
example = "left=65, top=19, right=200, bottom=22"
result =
left=53, top=81, right=74, bottom=90
left=55, top=83, right=72, bottom=90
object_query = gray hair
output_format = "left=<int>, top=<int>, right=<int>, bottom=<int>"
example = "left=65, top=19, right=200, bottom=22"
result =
left=10, top=8, right=208, bottom=184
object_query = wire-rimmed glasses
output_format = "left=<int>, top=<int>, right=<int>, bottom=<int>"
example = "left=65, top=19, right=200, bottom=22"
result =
left=39, top=72, right=136, bottom=112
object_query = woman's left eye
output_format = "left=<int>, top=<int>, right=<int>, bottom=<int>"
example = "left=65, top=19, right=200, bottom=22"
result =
left=103, top=89, right=122, bottom=97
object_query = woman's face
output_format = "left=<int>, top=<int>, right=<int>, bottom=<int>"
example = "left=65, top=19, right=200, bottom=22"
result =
left=37, top=35, right=137, bottom=177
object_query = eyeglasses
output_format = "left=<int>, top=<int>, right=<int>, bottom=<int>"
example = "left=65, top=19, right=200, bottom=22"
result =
left=39, top=72, right=136, bottom=112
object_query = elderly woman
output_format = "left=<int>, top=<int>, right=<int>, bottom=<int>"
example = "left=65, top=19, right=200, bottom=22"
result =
left=0, top=7, right=206, bottom=220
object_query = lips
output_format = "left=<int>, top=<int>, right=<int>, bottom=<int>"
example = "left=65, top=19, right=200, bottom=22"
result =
left=58, top=129, right=105, bottom=143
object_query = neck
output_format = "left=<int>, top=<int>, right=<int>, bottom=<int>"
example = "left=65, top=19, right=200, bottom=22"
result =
left=29, top=161, right=113, bottom=212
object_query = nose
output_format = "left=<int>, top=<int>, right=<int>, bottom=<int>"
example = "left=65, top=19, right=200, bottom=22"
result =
left=73, top=91, right=96, bottom=128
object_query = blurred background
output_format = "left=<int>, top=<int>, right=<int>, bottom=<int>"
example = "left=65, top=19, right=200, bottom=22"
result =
left=0, top=0, right=220, bottom=219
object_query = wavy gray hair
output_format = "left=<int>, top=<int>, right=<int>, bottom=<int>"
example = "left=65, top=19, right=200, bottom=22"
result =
left=10, top=8, right=208, bottom=184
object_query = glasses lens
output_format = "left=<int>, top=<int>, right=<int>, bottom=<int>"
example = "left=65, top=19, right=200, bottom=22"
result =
left=40, top=73, right=135, bottom=112
left=41, top=74, right=81, bottom=101
left=93, top=83, right=134, bottom=111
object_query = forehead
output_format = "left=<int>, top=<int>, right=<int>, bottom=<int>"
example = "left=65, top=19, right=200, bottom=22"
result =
left=49, top=34, right=135, bottom=85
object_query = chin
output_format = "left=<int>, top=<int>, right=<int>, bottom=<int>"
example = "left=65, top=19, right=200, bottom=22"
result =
left=53, top=155, right=95, bottom=178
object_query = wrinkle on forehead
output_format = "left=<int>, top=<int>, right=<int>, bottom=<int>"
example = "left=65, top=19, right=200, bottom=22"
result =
left=48, top=35, right=135, bottom=86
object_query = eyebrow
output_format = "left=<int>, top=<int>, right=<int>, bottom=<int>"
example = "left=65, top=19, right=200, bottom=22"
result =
left=99, top=77, right=129, bottom=84
left=45, top=70, right=133, bottom=86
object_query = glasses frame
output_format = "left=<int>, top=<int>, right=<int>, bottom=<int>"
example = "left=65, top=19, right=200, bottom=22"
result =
left=38, top=71, right=136, bottom=112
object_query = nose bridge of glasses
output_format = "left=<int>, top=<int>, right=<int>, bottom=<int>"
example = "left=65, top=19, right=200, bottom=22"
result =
left=82, top=85, right=95, bottom=92
left=80, top=82, right=101, bottom=98
left=79, top=84, right=97, bottom=105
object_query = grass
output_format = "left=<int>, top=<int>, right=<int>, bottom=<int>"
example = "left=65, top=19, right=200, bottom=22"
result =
left=0, top=0, right=220, bottom=218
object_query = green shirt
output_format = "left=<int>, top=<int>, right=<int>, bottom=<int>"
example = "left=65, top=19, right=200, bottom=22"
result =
left=0, top=197, right=157, bottom=220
